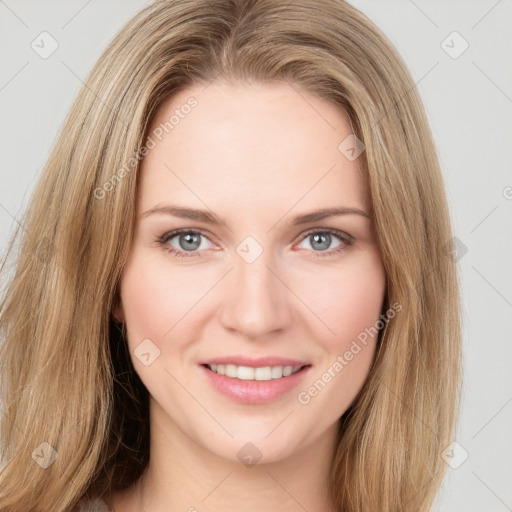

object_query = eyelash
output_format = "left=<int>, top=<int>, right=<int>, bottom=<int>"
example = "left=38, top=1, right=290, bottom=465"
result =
left=155, top=228, right=353, bottom=259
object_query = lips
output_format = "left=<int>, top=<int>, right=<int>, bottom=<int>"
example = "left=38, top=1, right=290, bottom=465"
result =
left=198, top=355, right=312, bottom=404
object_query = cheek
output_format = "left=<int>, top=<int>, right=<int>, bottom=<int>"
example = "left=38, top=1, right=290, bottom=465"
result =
left=300, top=250, right=387, bottom=351
left=294, top=256, right=386, bottom=416
left=119, top=252, right=206, bottom=343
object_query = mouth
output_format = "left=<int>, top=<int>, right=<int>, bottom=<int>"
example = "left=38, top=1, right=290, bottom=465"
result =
left=202, top=363, right=309, bottom=381
left=199, top=363, right=312, bottom=404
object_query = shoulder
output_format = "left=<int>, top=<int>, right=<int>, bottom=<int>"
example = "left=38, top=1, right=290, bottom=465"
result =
left=73, top=497, right=113, bottom=512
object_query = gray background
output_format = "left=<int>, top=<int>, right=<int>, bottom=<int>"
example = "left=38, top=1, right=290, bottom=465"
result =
left=1, top=1, right=511, bottom=510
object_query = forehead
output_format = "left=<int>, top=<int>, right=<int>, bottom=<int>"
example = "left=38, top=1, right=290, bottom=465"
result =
left=138, top=80, right=370, bottom=218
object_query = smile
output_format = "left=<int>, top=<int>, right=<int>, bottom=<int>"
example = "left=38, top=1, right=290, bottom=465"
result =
left=205, top=363, right=304, bottom=380
left=200, top=363, right=312, bottom=404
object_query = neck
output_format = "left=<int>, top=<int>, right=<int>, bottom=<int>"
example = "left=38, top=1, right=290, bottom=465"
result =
left=135, top=397, right=338, bottom=512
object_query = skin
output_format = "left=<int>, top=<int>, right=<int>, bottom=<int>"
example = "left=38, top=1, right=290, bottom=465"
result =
left=105, top=80, right=386, bottom=512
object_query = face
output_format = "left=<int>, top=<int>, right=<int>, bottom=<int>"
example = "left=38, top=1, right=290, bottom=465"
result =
left=115, top=80, right=386, bottom=464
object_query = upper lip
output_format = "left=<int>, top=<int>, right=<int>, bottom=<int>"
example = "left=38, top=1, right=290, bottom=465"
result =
left=199, top=356, right=311, bottom=368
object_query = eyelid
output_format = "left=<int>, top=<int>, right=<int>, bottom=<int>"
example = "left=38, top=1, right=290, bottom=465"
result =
left=297, top=227, right=354, bottom=244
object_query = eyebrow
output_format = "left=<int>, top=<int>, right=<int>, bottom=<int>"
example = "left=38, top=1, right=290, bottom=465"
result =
left=141, top=204, right=371, bottom=225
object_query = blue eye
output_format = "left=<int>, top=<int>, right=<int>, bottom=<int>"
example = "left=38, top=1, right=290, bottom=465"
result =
left=155, top=228, right=353, bottom=259
left=298, top=229, right=353, bottom=257
left=156, top=229, right=212, bottom=258
left=296, top=229, right=352, bottom=257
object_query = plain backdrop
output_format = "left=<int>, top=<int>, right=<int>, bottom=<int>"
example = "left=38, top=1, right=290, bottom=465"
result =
left=1, top=1, right=511, bottom=511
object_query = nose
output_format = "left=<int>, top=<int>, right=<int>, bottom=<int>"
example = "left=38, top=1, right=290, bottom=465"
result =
left=218, top=244, right=293, bottom=340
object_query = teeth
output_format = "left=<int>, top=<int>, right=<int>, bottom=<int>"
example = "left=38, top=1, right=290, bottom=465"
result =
left=271, top=366, right=282, bottom=379
left=207, top=364, right=303, bottom=380
left=255, top=367, right=271, bottom=381
left=237, top=366, right=255, bottom=380
left=226, top=364, right=237, bottom=378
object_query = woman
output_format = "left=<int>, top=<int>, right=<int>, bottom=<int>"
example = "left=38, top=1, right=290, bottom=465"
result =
left=0, top=0, right=462, bottom=510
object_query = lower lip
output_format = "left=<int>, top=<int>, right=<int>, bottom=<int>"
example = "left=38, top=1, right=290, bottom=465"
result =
left=199, top=364, right=312, bottom=405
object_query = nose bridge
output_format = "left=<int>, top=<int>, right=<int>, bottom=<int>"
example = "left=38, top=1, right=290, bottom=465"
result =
left=218, top=235, right=291, bottom=338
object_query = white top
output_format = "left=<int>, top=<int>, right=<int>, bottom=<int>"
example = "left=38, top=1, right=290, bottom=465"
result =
left=74, top=497, right=112, bottom=511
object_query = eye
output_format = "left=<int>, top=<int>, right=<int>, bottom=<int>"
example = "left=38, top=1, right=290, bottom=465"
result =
left=155, top=228, right=353, bottom=259
left=296, top=229, right=353, bottom=258
left=156, top=229, right=214, bottom=258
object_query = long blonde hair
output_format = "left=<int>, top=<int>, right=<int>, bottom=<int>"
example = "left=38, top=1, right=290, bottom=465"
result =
left=0, top=0, right=462, bottom=510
